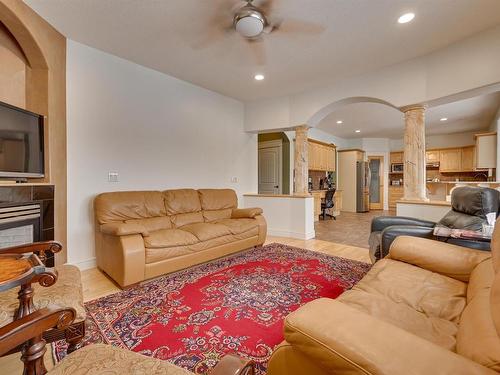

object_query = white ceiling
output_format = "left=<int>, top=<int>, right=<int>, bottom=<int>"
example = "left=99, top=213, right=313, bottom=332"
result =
left=317, top=91, right=500, bottom=139
left=25, top=0, right=500, bottom=101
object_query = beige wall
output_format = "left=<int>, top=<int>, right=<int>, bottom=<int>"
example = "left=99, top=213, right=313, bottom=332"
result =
left=0, top=0, right=67, bottom=263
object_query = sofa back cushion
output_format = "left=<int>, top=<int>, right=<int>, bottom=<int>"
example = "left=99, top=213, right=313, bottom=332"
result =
left=124, top=217, right=172, bottom=232
left=94, top=191, right=165, bottom=224
left=198, top=189, right=237, bottom=222
left=456, top=258, right=500, bottom=371
left=163, top=189, right=202, bottom=215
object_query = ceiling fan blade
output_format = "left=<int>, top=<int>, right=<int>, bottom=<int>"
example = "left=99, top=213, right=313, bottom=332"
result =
left=263, top=17, right=283, bottom=34
left=190, top=0, right=237, bottom=49
left=256, top=0, right=276, bottom=14
left=277, top=18, right=325, bottom=35
left=246, top=37, right=266, bottom=66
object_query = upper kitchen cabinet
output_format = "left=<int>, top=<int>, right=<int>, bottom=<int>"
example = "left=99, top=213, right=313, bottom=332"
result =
left=439, top=148, right=462, bottom=172
left=426, top=150, right=440, bottom=163
left=308, top=139, right=336, bottom=172
left=461, top=146, right=476, bottom=172
left=475, top=132, right=497, bottom=170
left=390, top=152, right=403, bottom=164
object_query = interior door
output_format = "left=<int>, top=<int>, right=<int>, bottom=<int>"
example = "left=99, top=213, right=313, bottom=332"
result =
left=258, top=142, right=282, bottom=194
left=368, top=156, right=384, bottom=210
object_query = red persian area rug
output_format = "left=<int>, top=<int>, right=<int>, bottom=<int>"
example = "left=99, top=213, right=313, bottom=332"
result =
left=53, top=243, right=370, bottom=374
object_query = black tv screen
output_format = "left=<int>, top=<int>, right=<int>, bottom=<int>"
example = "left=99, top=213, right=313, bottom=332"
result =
left=0, top=101, right=44, bottom=178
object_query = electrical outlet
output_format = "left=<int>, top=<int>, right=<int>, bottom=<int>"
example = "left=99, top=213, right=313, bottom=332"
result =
left=230, top=177, right=238, bottom=183
left=108, top=172, right=119, bottom=182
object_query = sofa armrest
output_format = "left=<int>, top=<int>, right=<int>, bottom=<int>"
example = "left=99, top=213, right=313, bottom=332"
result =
left=232, top=207, right=263, bottom=219
left=100, top=222, right=149, bottom=237
left=284, top=298, right=494, bottom=375
left=371, top=215, right=435, bottom=232
left=380, top=225, right=435, bottom=256
left=389, top=236, right=491, bottom=282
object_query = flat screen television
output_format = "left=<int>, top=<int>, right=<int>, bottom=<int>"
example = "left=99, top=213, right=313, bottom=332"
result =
left=0, top=100, right=44, bottom=178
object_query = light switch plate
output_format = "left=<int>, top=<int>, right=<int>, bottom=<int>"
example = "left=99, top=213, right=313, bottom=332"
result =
left=108, top=172, right=119, bottom=182
left=230, top=177, right=238, bottom=183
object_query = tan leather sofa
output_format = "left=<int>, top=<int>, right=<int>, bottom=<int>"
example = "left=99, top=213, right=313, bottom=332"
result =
left=94, top=189, right=266, bottom=287
left=268, top=220, right=500, bottom=375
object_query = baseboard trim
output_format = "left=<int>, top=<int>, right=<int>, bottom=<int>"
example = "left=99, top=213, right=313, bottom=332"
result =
left=70, top=257, right=97, bottom=271
left=268, top=229, right=315, bottom=240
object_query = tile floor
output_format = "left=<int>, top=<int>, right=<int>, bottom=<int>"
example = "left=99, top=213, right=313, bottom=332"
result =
left=315, top=210, right=394, bottom=248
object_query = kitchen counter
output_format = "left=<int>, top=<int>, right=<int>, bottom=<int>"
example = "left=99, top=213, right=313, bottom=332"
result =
left=426, top=181, right=500, bottom=185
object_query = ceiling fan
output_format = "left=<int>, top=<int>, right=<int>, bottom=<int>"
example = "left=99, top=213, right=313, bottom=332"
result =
left=194, top=0, right=325, bottom=64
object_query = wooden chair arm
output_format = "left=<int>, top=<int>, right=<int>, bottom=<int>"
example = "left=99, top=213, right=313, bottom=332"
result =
left=0, top=306, right=76, bottom=357
left=210, top=354, right=254, bottom=375
left=0, top=241, right=62, bottom=263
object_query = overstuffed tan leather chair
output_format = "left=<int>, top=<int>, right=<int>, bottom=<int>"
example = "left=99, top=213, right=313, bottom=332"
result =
left=369, top=186, right=499, bottom=262
left=267, top=218, right=500, bottom=375
left=94, top=189, right=266, bottom=288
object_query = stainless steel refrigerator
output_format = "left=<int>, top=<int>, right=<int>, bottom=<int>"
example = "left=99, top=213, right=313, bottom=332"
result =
left=356, top=161, right=370, bottom=212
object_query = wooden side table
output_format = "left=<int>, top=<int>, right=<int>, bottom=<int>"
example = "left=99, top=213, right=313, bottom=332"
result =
left=0, top=253, right=58, bottom=320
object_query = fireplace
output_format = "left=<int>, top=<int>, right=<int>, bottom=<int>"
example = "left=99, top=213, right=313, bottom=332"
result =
left=0, top=185, right=55, bottom=266
left=0, top=203, right=42, bottom=248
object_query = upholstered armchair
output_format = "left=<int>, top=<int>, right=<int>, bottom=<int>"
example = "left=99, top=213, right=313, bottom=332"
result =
left=0, top=306, right=254, bottom=375
left=0, top=241, right=86, bottom=354
left=369, top=186, right=499, bottom=262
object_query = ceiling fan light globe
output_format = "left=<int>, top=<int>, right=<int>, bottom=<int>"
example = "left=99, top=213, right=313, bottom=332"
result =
left=235, top=13, right=264, bottom=38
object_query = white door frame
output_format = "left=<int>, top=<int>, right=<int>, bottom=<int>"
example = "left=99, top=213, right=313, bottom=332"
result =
left=258, top=140, right=283, bottom=194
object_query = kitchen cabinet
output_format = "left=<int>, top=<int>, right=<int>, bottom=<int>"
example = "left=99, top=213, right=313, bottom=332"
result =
left=461, top=146, right=475, bottom=172
left=388, top=186, right=404, bottom=209
left=475, top=132, right=497, bottom=169
left=426, top=150, right=440, bottom=163
left=390, top=152, right=403, bottom=164
left=308, top=140, right=336, bottom=172
left=439, top=148, right=462, bottom=172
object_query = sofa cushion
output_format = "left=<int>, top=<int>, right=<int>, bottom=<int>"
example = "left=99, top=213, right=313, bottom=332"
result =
left=0, top=265, right=85, bottom=327
left=216, top=218, right=258, bottom=235
left=181, top=222, right=232, bottom=241
left=144, top=229, right=199, bottom=249
left=95, top=191, right=165, bottom=224
left=339, top=289, right=459, bottom=350
left=171, top=212, right=204, bottom=228
left=125, top=216, right=172, bottom=232
left=198, top=189, right=237, bottom=210
left=164, top=189, right=201, bottom=215
left=351, top=258, right=468, bottom=323
left=145, top=245, right=194, bottom=264
left=203, top=209, right=232, bottom=222
left=337, top=258, right=468, bottom=351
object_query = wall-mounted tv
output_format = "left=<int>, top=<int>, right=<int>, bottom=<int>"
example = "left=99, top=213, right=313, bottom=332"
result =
left=0, top=100, right=44, bottom=178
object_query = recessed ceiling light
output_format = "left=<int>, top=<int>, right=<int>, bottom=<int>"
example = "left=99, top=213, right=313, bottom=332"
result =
left=440, top=117, right=448, bottom=122
left=254, top=74, right=265, bottom=81
left=336, top=120, right=343, bottom=124
left=355, top=130, right=361, bottom=133
left=398, top=12, right=415, bottom=24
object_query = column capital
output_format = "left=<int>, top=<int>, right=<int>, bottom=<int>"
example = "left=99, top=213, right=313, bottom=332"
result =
left=400, top=103, right=427, bottom=113
left=294, top=124, right=310, bottom=132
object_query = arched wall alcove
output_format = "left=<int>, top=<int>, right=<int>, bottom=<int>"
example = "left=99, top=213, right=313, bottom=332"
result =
left=307, top=96, right=402, bottom=129
left=0, top=1, right=67, bottom=263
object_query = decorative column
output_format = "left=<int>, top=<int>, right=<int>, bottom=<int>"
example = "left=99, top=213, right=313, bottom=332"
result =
left=401, top=104, right=428, bottom=201
left=294, top=125, right=309, bottom=195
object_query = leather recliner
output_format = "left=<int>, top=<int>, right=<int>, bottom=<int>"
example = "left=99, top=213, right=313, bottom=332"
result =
left=369, top=186, right=499, bottom=262
left=267, top=218, right=500, bottom=375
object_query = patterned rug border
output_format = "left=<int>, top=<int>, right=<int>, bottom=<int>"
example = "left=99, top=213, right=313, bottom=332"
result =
left=52, top=242, right=371, bottom=372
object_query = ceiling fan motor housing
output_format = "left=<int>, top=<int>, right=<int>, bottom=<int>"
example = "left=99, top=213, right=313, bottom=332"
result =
left=234, top=7, right=266, bottom=38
